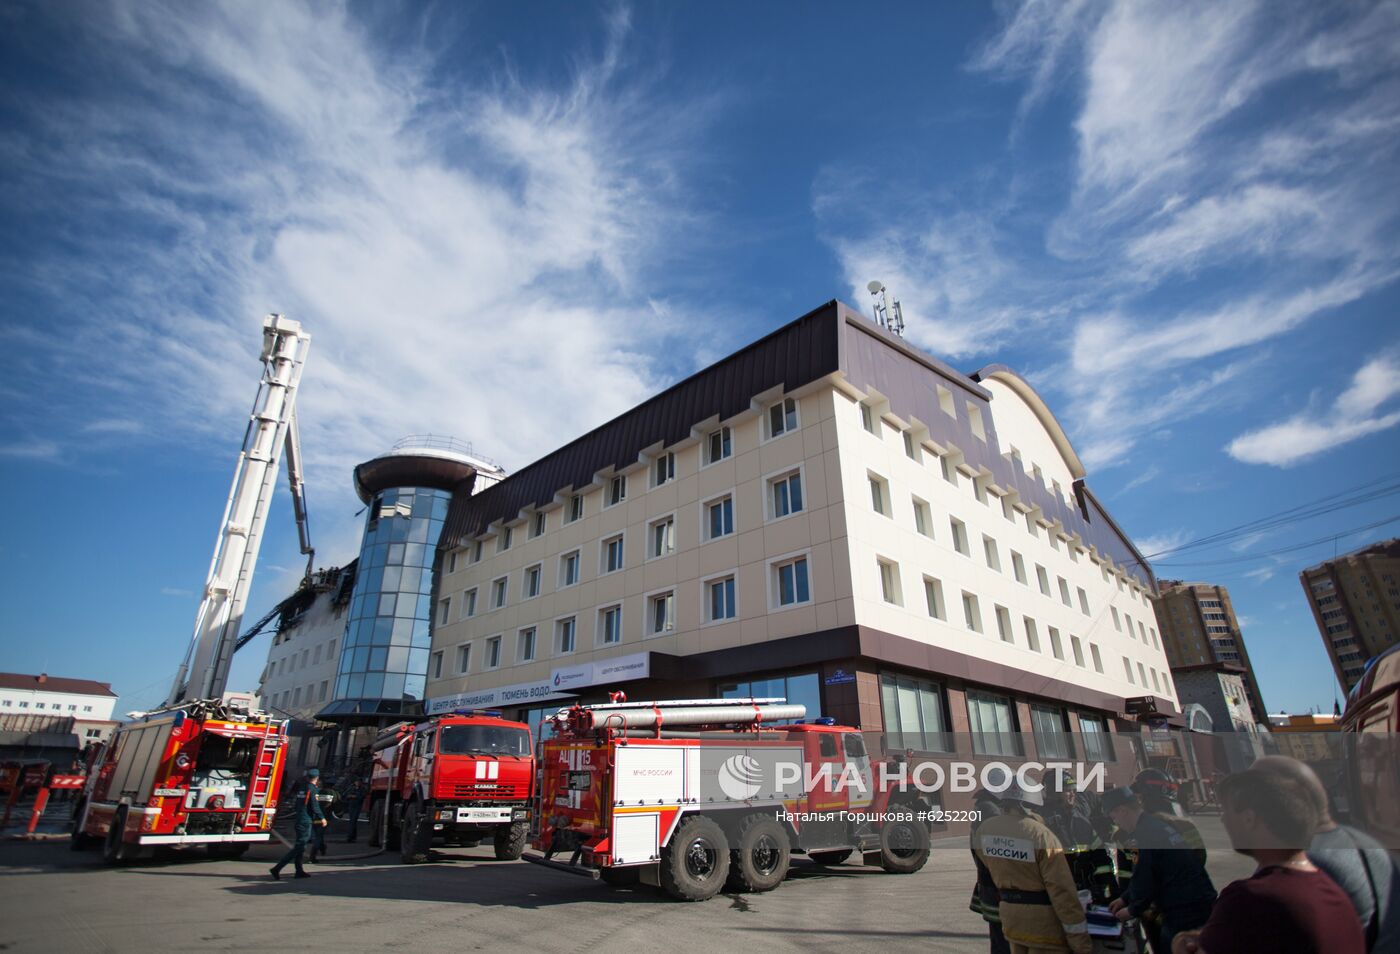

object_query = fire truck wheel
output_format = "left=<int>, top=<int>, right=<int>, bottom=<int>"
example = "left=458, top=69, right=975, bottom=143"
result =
left=806, top=849, right=852, bottom=866
left=726, top=814, right=791, bottom=893
left=400, top=802, right=432, bottom=864
left=660, top=815, right=730, bottom=901
left=493, top=821, right=528, bottom=861
left=367, top=799, right=384, bottom=848
left=102, top=807, right=134, bottom=866
left=877, top=815, right=930, bottom=874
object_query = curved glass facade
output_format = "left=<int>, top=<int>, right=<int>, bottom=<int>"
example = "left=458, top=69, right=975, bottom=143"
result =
left=332, top=486, right=452, bottom=712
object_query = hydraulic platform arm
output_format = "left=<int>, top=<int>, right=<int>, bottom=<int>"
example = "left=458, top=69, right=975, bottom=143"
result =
left=166, top=315, right=312, bottom=707
left=284, top=406, right=315, bottom=580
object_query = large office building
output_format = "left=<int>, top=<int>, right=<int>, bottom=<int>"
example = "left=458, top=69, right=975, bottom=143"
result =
left=1300, top=538, right=1400, bottom=692
left=1152, top=580, right=1266, bottom=723
left=426, top=301, right=1177, bottom=782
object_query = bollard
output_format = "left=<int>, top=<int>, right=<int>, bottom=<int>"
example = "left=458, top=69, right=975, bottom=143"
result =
left=26, top=788, right=50, bottom=835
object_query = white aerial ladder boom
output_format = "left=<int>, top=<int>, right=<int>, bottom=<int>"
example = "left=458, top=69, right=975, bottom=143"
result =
left=167, top=315, right=313, bottom=706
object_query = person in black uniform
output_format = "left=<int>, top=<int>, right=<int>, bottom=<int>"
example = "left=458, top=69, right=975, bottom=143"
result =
left=270, top=768, right=326, bottom=880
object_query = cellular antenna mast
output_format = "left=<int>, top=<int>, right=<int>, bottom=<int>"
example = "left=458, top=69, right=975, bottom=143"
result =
left=866, top=280, right=905, bottom=337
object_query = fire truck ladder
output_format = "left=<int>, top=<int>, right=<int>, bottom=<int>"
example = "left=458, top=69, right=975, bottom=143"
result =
left=245, top=728, right=285, bottom=831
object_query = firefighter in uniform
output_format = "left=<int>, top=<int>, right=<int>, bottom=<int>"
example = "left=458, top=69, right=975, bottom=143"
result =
left=270, top=768, right=326, bottom=880
left=1043, top=775, right=1117, bottom=904
left=974, top=779, right=1092, bottom=954
left=969, top=788, right=1011, bottom=954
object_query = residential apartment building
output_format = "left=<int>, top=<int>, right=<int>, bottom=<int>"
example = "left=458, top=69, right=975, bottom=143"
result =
left=1152, top=580, right=1266, bottom=723
left=1300, top=538, right=1400, bottom=692
left=427, top=301, right=1176, bottom=788
left=0, top=672, right=117, bottom=721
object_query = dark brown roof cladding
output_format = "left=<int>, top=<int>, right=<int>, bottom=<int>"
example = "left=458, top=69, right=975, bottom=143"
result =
left=0, top=673, right=117, bottom=697
left=441, top=300, right=845, bottom=545
left=440, top=298, right=1153, bottom=588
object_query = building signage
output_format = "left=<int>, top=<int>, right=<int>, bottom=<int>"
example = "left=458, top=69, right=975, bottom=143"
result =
left=426, top=652, right=652, bottom=714
left=824, top=669, right=856, bottom=686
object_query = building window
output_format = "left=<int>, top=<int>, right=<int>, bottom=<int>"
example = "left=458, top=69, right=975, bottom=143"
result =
left=560, top=551, right=580, bottom=587
left=1025, top=513, right=1038, bottom=538
left=878, top=559, right=902, bottom=605
left=707, top=576, right=737, bottom=621
left=1058, top=577, right=1072, bottom=606
left=498, top=526, right=512, bottom=552
left=567, top=494, right=584, bottom=523
left=1036, top=564, right=1051, bottom=597
left=903, top=431, right=920, bottom=461
left=950, top=517, right=969, bottom=556
left=602, top=534, right=624, bottom=574
left=1071, top=635, right=1085, bottom=667
left=1150, top=668, right=1162, bottom=692
left=962, top=591, right=983, bottom=633
left=861, top=402, right=877, bottom=434
left=941, top=454, right=958, bottom=486
left=770, top=470, right=804, bottom=518
left=649, top=515, right=676, bottom=558
left=1078, top=587, right=1090, bottom=615
left=967, top=691, right=1021, bottom=756
left=438, top=597, right=451, bottom=626
left=471, top=540, right=484, bottom=563
left=557, top=617, right=577, bottom=654
left=649, top=591, right=676, bottom=634
left=1123, top=657, right=1134, bottom=684
left=461, top=587, right=477, bottom=619
left=520, top=564, right=541, bottom=599
left=912, top=497, right=932, bottom=537
left=491, top=576, right=508, bottom=609
left=600, top=606, right=623, bottom=644
left=924, top=577, right=946, bottom=620
left=518, top=628, right=536, bottom=662
left=1091, top=643, right=1104, bottom=673
left=1079, top=714, right=1115, bottom=762
left=973, top=478, right=988, bottom=505
left=768, top=396, right=798, bottom=438
left=532, top=511, right=547, bottom=538
left=1111, top=606, right=1121, bottom=631
left=607, top=474, right=627, bottom=508
left=654, top=452, right=676, bottom=487
left=705, top=495, right=734, bottom=540
left=869, top=473, right=890, bottom=516
left=431, top=651, right=444, bottom=679
left=773, top=556, right=811, bottom=607
left=1024, top=616, right=1042, bottom=652
left=456, top=644, right=471, bottom=674
left=1048, top=531, right=1060, bottom=551
left=1011, top=551, right=1027, bottom=585
left=983, top=535, right=1001, bottom=572
left=447, top=550, right=458, bottom=574
left=1049, top=626, right=1065, bottom=660
left=880, top=673, right=950, bottom=752
left=486, top=636, right=502, bottom=669
left=967, top=403, right=986, bottom=441
left=721, top=672, right=820, bottom=723
left=706, top=426, right=732, bottom=464
left=1138, top=661, right=1148, bottom=687
left=293, top=688, right=301, bottom=706
left=1028, top=704, right=1074, bottom=759
left=995, top=605, right=1013, bottom=643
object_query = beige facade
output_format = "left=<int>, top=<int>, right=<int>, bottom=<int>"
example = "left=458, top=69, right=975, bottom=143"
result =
left=1300, top=538, right=1400, bottom=691
left=1152, top=580, right=1266, bottom=720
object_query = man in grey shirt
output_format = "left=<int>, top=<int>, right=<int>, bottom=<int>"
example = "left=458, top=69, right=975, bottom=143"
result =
left=1254, top=756, right=1397, bottom=953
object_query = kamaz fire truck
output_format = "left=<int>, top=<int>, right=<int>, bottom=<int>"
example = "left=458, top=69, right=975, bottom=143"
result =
left=72, top=697, right=287, bottom=863
left=525, top=697, right=933, bottom=901
left=367, top=710, right=534, bottom=864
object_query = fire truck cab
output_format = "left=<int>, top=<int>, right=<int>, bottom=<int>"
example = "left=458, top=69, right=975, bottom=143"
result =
left=526, top=697, right=933, bottom=901
left=72, top=700, right=286, bottom=864
left=368, top=710, right=533, bottom=864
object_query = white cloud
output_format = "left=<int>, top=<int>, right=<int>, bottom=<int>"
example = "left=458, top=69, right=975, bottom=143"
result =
left=5, top=2, right=711, bottom=563
left=0, top=440, right=60, bottom=460
left=1115, top=463, right=1160, bottom=496
left=1227, top=352, right=1400, bottom=467
left=1133, top=530, right=1191, bottom=559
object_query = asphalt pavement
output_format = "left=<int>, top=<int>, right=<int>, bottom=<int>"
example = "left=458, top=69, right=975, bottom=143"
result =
left=0, top=815, right=1257, bottom=953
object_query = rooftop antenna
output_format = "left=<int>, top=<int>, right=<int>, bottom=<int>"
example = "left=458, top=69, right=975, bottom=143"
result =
left=866, top=280, right=905, bottom=337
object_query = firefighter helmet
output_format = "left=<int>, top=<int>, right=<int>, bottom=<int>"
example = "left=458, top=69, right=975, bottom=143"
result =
left=1133, top=768, right=1179, bottom=803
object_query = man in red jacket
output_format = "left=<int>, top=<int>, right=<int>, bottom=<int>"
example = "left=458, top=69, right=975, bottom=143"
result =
left=1172, top=767, right=1364, bottom=954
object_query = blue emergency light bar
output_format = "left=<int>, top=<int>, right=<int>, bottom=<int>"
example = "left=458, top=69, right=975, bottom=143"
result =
left=451, top=708, right=504, bottom=718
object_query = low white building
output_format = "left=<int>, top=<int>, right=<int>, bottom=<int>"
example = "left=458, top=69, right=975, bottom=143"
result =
left=0, top=672, right=117, bottom=721
left=427, top=302, right=1177, bottom=799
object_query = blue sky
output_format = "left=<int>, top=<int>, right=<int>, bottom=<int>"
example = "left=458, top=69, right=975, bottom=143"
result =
left=1, top=1, right=1397, bottom=716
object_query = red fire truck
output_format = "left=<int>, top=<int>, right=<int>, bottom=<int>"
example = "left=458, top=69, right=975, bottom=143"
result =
left=72, top=699, right=287, bottom=864
left=525, top=697, right=933, bottom=901
left=367, top=710, right=534, bottom=864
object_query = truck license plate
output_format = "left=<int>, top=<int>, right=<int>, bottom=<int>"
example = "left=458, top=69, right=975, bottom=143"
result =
left=456, top=808, right=511, bottom=823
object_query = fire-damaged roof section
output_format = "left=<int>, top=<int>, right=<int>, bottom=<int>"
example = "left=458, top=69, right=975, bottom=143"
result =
left=441, top=299, right=1155, bottom=588
left=441, top=299, right=844, bottom=546
left=0, top=673, right=118, bottom=697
